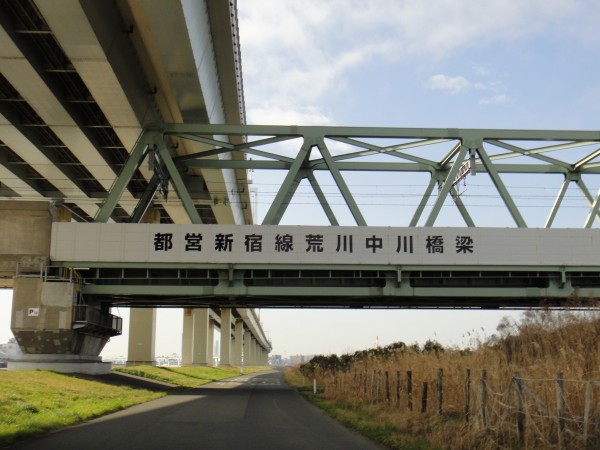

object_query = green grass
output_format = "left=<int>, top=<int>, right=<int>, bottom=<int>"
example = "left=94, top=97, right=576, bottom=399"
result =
left=0, top=365, right=271, bottom=446
left=0, top=370, right=164, bottom=447
left=114, top=365, right=270, bottom=387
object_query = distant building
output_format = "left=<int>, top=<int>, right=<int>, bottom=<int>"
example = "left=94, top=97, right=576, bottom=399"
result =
left=269, top=354, right=315, bottom=366
left=289, top=355, right=306, bottom=365
left=0, top=338, right=21, bottom=366
left=269, top=354, right=284, bottom=366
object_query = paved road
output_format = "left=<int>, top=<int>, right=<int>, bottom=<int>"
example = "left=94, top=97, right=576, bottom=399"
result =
left=10, top=369, right=385, bottom=449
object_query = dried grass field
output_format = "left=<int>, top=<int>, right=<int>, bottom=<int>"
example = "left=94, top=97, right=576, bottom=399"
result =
left=290, top=309, right=600, bottom=449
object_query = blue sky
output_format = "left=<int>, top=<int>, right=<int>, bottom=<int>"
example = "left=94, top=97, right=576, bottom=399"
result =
left=240, top=0, right=600, bottom=130
left=2, top=0, right=600, bottom=358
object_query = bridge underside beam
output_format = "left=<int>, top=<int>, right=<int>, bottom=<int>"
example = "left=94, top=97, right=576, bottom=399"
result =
left=62, top=264, right=600, bottom=309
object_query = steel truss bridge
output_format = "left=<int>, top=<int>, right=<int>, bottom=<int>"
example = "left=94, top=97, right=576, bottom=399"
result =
left=49, top=124, right=600, bottom=309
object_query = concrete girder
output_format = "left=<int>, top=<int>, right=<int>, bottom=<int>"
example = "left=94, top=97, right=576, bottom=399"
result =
left=32, top=0, right=192, bottom=224
left=0, top=165, right=42, bottom=201
left=0, top=115, right=99, bottom=219
left=115, top=0, right=250, bottom=225
left=237, top=308, right=271, bottom=352
left=0, top=19, right=135, bottom=218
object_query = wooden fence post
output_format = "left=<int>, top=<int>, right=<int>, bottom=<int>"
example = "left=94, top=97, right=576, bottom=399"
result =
left=385, top=371, right=390, bottom=402
left=407, top=370, right=413, bottom=411
left=437, top=368, right=443, bottom=415
left=481, top=369, right=488, bottom=428
left=583, top=381, right=591, bottom=444
left=514, top=372, right=525, bottom=447
left=556, top=372, right=566, bottom=450
left=421, top=381, right=428, bottom=413
left=396, top=370, right=400, bottom=406
left=465, top=368, right=471, bottom=423
left=371, top=370, right=376, bottom=398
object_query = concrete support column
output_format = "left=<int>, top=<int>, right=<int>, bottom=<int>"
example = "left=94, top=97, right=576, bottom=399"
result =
left=208, top=319, right=215, bottom=366
left=250, top=337, right=257, bottom=366
left=219, top=308, right=232, bottom=366
left=181, top=308, right=194, bottom=366
left=127, top=308, right=156, bottom=365
left=232, top=320, right=243, bottom=366
left=192, top=309, right=210, bottom=365
left=243, top=330, right=251, bottom=366
left=127, top=208, right=160, bottom=366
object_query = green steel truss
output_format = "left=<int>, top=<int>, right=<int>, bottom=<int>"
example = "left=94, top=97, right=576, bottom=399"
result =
left=85, top=124, right=600, bottom=308
left=95, top=124, right=600, bottom=228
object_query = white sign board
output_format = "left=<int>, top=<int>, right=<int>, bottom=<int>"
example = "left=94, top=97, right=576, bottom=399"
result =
left=28, top=308, right=39, bottom=317
left=50, top=223, right=600, bottom=266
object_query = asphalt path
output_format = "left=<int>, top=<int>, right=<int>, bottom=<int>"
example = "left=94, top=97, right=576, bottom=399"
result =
left=10, top=369, right=385, bottom=450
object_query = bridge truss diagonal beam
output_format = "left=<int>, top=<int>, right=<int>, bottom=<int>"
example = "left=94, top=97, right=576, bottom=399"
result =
left=317, top=138, right=367, bottom=226
left=262, top=139, right=313, bottom=225
left=477, top=143, right=527, bottom=228
left=545, top=175, right=572, bottom=228
left=424, top=144, right=469, bottom=226
left=95, top=133, right=153, bottom=223
left=577, top=179, right=600, bottom=226
left=156, top=139, right=203, bottom=224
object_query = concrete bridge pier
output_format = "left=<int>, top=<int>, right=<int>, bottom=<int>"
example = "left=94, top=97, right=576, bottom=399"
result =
left=126, top=308, right=156, bottom=366
left=219, top=308, right=232, bottom=366
left=126, top=209, right=161, bottom=366
left=232, top=319, right=244, bottom=366
left=181, top=308, right=194, bottom=365
left=243, top=329, right=252, bottom=366
left=181, top=308, right=213, bottom=366
left=2, top=202, right=120, bottom=374
left=9, top=278, right=114, bottom=374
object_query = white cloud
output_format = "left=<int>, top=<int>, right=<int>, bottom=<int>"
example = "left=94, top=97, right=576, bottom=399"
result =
left=478, top=94, right=510, bottom=105
left=427, top=74, right=470, bottom=94
left=247, top=105, right=333, bottom=126
left=238, top=0, right=589, bottom=123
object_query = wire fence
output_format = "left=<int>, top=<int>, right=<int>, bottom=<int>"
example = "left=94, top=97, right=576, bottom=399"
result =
left=312, top=367, right=599, bottom=449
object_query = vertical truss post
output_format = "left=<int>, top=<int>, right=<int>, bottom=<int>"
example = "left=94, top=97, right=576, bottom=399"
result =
left=317, top=138, right=367, bottom=226
left=544, top=175, right=571, bottom=228
left=425, top=145, right=469, bottom=226
left=476, top=144, right=527, bottom=228
left=156, top=138, right=202, bottom=224
left=262, top=139, right=313, bottom=225
left=94, top=131, right=155, bottom=223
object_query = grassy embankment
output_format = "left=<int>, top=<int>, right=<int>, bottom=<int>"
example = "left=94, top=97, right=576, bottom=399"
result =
left=287, top=309, right=600, bottom=450
left=0, top=365, right=269, bottom=446
left=113, top=364, right=269, bottom=387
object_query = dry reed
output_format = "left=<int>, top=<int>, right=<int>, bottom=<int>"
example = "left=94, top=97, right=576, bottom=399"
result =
left=298, top=308, right=600, bottom=449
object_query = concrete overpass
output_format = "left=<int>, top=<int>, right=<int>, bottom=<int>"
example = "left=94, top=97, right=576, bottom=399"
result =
left=0, top=0, right=270, bottom=373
